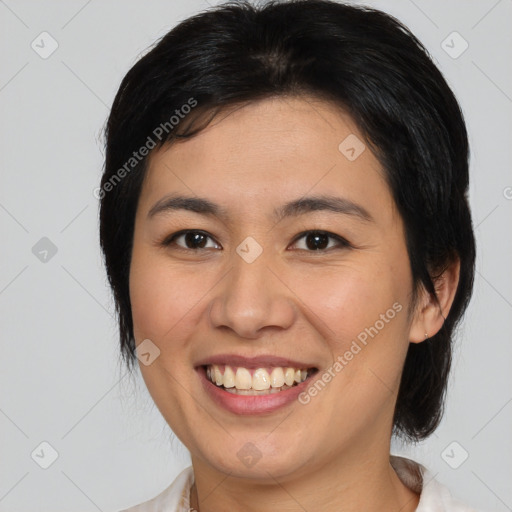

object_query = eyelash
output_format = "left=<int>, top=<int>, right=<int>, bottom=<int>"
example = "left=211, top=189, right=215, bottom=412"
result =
left=159, top=229, right=352, bottom=253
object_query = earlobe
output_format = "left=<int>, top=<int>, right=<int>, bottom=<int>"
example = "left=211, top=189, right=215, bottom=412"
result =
left=409, top=257, right=460, bottom=344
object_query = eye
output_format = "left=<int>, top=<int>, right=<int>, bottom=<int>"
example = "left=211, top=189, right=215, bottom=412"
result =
left=160, top=229, right=350, bottom=253
left=290, top=230, right=351, bottom=252
left=161, top=230, right=221, bottom=251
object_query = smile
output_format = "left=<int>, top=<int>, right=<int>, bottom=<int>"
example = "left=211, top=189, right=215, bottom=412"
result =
left=205, top=364, right=311, bottom=395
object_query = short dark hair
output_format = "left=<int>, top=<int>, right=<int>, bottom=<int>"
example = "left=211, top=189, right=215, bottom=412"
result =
left=99, top=0, right=476, bottom=442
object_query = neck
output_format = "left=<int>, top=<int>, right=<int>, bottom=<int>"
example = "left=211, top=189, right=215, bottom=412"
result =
left=189, top=439, right=420, bottom=512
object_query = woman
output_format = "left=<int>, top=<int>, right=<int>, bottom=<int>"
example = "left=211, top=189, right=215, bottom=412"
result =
left=99, top=1, right=477, bottom=510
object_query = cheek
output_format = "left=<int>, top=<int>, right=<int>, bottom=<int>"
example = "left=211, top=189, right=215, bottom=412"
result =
left=292, top=260, right=412, bottom=399
left=290, top=262, right=404, bottom=344
left=129, top=249, right=200, bottom=343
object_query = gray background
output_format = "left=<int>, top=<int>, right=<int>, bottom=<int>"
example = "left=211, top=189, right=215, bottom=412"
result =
left=0, top=0, right=510, bottom=510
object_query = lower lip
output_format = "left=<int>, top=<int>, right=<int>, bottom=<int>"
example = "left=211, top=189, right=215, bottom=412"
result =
left=197, top=366, right=314, bottom=415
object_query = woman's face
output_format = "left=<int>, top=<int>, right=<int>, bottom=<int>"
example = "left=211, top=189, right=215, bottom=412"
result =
left=129, top=96, right=422, bottom=480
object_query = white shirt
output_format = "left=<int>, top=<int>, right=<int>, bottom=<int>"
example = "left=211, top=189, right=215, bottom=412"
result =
left=119, top=455, right=478, bottom=511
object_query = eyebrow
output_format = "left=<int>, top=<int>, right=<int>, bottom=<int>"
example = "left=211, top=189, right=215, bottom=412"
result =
left=147, top=193, right=373, bottom=223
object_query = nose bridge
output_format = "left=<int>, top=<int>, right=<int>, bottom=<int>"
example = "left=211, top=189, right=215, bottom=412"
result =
left=208, top=235, right=296, bottom=338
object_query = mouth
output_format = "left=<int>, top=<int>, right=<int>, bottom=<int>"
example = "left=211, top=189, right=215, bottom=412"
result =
left=195, top=355, right=319, bottom=414
left=203, top=364, right=318, bottom=396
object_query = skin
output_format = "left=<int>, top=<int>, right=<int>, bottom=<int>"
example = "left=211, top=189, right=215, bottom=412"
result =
left=129, top=96, right=460, bottom=512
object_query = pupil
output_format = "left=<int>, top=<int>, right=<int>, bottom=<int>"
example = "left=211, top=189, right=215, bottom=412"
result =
left=186, top=232, right=206, bottom=248
left=306, top=233, right=328, bottom=250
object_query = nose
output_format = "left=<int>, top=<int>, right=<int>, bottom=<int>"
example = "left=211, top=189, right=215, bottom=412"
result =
left=208, top=248, right=297, bottom=339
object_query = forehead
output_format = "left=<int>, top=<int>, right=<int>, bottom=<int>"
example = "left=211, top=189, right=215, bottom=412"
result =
left=141, top=96, right=395, bottom=222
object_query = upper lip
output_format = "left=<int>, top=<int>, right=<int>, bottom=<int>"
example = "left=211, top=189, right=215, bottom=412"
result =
left=195, top=354, right=317, bottom=369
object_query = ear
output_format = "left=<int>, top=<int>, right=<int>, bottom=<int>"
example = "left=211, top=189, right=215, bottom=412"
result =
left=409, top=257, right=460, bottom=343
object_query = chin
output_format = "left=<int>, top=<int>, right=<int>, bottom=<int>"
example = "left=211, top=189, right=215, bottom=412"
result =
left=190, top=432, right=315, bottom=481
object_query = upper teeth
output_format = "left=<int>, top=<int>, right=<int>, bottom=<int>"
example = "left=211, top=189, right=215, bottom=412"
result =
left=206, top=365, right=308, bottom=390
